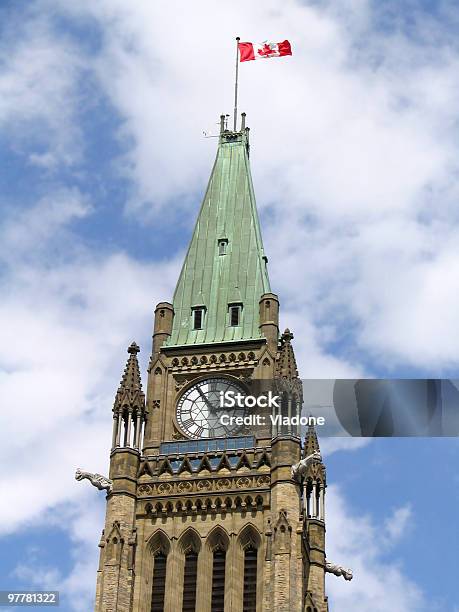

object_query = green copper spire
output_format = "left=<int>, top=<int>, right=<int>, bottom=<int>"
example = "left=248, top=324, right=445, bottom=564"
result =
left=167, top=118, right=271, bottom=347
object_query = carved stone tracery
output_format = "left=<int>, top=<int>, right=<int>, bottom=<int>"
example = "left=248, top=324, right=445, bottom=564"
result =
left=170, top=351, right=258, bottom=373
left=142, top=492, right=266, bottom=517
left=273, top=509, right=292, bottom=553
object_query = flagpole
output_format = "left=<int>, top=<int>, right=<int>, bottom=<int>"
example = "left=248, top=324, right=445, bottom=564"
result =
left=234, top=36, right=240, bottom=131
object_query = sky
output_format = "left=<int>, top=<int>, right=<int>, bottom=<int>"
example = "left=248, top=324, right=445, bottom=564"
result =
left=0, top=0, right=459, bottom=610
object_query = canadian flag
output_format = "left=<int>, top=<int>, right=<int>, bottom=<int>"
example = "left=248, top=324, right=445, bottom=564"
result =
left=238, top=40, right=292, bottom=62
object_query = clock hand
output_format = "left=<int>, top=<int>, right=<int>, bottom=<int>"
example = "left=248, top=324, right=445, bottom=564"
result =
left=197, top=387, right=217, bottom=414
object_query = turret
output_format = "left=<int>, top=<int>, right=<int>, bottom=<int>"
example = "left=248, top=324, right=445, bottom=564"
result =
left=152, top=302, right=174, bottom=355
left=273, top=328, right=302, bottom=438
left=95, top=342, right=145, bottom=611
left=259, top=292, right=279, bottom=353
left=111, top=341, right=146, bottom=452
left=268, top=327, right=304, bottom=610
left=302, top=424, right=328, bottom=612
left=302, top=424, right=326, bottom=521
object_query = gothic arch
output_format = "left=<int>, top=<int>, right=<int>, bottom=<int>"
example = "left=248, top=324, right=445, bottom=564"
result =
left=224, top=497, right=232, bottom=509
left=105, top=521, right=123, bottom=564
left=206, top=525, right=230, bottom=552
left=245, top=495, right=254, bottom=508
left=144, top=530, right=170, bottom=612
left=207, top=525, right=229, bottom=612
left=237, top=523, right=262, bottom=550
left=237, top=523, right=262, bottom=612
left=178, top=527, right=202, bottom=554
left=255, top=495, right=264, bottom=509
left=147, top=529, right=171, bottom=557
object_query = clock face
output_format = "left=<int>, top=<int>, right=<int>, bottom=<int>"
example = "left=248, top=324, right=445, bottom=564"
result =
left=176, top=377, right=247, bottom=439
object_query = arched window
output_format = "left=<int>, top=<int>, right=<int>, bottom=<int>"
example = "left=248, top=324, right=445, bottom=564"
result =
left=207, top=527, right=229, bottom=612
left=243, top=545, right=257, bottom=612
left=149, top=532, right=170, bottom=612
left=211, top=549, right=226, bottom=612
left=238, top=525, right=260, bottom=612
left=182, top=551, right=198, bottom=612
left=150, top=552, right=166, bottom=612
left=178, top=529, right=201, bottom=612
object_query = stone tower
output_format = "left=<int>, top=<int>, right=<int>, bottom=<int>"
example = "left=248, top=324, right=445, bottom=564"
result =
left=93, top=116, right=330, bottom=612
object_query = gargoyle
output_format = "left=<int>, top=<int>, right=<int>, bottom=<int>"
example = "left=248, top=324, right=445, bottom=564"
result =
left=75, top=468, right=113, bottom=493
left=291, top=450, right=322, bottom=481
left=325, top=561, right=353, bottom=581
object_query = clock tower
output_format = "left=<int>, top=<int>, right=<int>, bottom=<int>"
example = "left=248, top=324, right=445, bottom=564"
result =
left=94, top=115, right=329, bottom=612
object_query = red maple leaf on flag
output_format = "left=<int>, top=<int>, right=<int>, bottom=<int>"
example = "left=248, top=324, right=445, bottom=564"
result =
left=257, top=43, right=276, bottom=57
left=238, top=39, right=292, bottom=62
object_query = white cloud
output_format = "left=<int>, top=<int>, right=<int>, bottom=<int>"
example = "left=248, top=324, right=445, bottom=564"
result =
left=321, top=436, right=370, bottom=455
left=384, top=504, right=413, bottom=544
left=326, top=487, right=422, bottom=611
left=13, top=564, right=61, bottom=590
left=11, top=494, right=105, bottom=611
left=0, top=188, right=90, bottom=262
left=280, top=309, right=363, bottom=377
left=0, top=183, right=179, bottom=531
left=0, top=9, right=86, bottom=168
left=0, top=252, right=179, bottom=533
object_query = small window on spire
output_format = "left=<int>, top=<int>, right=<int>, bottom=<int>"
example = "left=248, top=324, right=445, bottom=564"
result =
left=228, top=303, right=242, bottom=327
left=191, top=306, right=206, bottom=330
left=218, top=238, right=228, bottom=255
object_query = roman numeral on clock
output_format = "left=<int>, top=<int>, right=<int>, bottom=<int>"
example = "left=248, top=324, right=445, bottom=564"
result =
left=194, top=425, right=205, bottom=437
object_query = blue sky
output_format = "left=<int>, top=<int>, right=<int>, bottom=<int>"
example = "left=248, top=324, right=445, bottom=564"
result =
left=1, top=1, right=459, bottom=610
